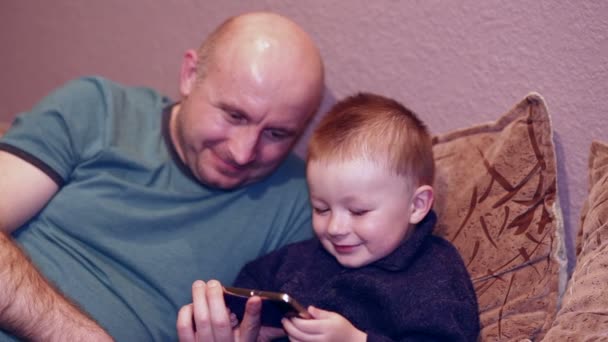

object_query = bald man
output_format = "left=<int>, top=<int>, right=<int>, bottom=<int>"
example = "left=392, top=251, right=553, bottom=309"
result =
left=0, top=12, right=324, bottom=341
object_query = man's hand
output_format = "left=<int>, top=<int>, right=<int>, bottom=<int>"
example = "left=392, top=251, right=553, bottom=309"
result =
left=281, top=306, right=366, bottom=342
left=177, top=279, right=285, bottom=342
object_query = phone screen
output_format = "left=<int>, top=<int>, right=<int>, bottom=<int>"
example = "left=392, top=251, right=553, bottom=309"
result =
left=223, top=287, right=310, bottom=328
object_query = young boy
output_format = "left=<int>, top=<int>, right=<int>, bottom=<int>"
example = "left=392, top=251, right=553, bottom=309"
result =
left=232, top=93, right=480, bottom=341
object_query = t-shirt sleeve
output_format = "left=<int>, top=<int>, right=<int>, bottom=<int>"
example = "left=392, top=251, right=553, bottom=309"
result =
left=0, top=77, right=110, bottom=183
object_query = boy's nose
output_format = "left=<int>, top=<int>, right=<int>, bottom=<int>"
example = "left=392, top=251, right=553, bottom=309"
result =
left=327, top=213, right=349, bottom=236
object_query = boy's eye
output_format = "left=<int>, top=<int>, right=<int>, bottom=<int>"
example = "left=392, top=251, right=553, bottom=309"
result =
left=349, top=209, right=369, bottom=216
left=313, top=207, right=329, bottom=215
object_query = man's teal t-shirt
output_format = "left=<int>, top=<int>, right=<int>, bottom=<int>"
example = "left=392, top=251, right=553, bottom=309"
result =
left=0, top=77, right=313, bottom=341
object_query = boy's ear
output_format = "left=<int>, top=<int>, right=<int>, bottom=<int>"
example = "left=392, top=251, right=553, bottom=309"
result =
left=409, top=185, right=434, bottom=225
left=179, top=49, right=199, bottom=97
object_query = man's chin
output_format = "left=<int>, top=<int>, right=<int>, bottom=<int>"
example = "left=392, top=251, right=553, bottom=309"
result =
left=195, top=164, right=274, bottom=189
left=194, top=169, right=250, bottom=190
left=201, top=176, right=246, bottom=190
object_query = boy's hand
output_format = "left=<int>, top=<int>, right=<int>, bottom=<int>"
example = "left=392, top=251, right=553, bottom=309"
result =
left=281, top=306, right=366, bottom=342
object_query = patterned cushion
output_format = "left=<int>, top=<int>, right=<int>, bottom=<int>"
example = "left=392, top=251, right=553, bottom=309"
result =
left=542, top=140, right=608, bottom=341
left=432, top=93, right=567, bottom=341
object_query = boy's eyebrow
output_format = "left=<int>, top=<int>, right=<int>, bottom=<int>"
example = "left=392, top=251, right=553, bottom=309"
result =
left=343, top=196, right=371, bottom=206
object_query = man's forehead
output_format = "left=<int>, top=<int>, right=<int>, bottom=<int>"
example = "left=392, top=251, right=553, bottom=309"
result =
left=201, top=38, right=320, bottom=130
left=215, top=93, right=310, bottom=128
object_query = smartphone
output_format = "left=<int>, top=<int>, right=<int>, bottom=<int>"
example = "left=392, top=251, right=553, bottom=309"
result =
left=223, top=286, right=312, bottom=327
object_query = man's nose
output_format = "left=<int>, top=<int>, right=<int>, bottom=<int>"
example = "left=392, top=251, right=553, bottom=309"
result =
left=229, top=127, right=259, bottom=166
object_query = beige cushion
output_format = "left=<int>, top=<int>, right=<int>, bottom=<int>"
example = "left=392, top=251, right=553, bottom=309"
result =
left=432, top=93, right=567, bottom=341
left=542, top=140, right=608, bottom=341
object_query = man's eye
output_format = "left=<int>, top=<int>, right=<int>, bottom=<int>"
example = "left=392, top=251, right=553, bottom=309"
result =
left=225, top=111, right=246, bottom=123
left=265, top=129, right=290, bottom=141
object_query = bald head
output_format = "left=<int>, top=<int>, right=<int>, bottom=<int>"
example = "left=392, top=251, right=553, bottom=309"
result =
left=196, top=12, right=324, bottom=103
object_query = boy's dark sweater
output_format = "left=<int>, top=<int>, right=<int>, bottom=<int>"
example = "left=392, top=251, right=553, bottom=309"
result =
left=234, top=211, right=480, bottom=341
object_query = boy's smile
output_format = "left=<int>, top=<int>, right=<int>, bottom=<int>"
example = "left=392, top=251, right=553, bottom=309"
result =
left=332, top=243, right=360, bottom=254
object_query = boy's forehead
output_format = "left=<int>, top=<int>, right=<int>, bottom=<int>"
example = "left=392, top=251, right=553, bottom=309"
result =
left=306, top=157, right=414, bottom=198
left=308, top=153, right=389, bottom=169
left=307, top=156, right=393, bottom=175
left=307, top=156, right=415, bottom=186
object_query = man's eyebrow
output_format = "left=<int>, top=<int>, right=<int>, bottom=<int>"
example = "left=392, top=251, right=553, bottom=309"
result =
left=218, top=102, right=248, bottom=117
left=219, top=101, right=300, bottom=135
left=267, top=122, right=300, bottom=135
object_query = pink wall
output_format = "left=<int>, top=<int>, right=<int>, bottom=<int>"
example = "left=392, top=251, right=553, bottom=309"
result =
left=1, top=1, right=607, bottom=269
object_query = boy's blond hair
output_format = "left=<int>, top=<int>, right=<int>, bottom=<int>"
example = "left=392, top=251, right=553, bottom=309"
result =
left=307, top=92, right=434, bottom=188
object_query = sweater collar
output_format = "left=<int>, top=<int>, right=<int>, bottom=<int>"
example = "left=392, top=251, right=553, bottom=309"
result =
left=373, top=210, right=437, bottom=271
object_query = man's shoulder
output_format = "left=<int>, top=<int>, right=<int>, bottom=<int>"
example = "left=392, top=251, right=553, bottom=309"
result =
left=56, top=76, right=133, bottom=96
left=63, top=75, right=153, bottom=92
left=56, top=76, right=170, bottom=106
left=278, top=154, right=307, bottom=175
left=255, top=154, right=308, bottom=190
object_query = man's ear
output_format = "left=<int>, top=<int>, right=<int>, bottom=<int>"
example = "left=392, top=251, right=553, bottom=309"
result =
left=179, top=49, right=199, bottom=97
left=409, top=185, right=434, bottom=225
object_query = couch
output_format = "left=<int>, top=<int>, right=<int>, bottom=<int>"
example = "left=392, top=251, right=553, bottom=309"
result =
left=1, top=94, right=606, bottom=341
